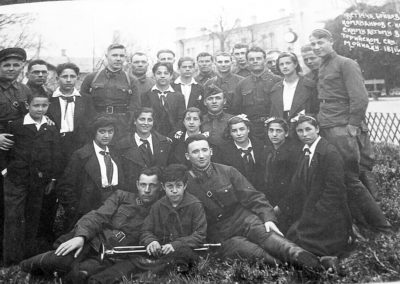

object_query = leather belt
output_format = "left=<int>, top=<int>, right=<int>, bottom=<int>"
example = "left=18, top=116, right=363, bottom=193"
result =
left=319, top=98, right=348, bottom=103
left=97, top=105, right=128, bottom=114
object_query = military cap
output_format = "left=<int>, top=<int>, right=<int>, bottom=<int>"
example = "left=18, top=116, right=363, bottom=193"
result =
left=310, top=29, right=333, bottom=40
left=204, top=84, right=224, bottom=99
left=0, top=47, right=27, bottom=63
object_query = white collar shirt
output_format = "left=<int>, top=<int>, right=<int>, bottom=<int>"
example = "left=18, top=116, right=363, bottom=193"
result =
left=134, top=132, right=154, bottom=154
left=23, top=113, right=47, bottom=130
left=303, top=135, right=322, bottom=166
left=93, top=141, right=118, bottom=187
left=234, top=139, right=255, bottom=161
left=151, top=85, right=175, bottom=101
left=174, top=77, right=197, bottom=108
left=282, top=78, right=299, bottom=112
left=52, top=87, right=81, bottom=133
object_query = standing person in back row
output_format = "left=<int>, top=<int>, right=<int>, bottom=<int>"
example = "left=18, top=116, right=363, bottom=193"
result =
left=80, top=43, right=140, bottom=137
left=309, top=28, right=390, bottom=232
left=233, top=46, right=281, bottom=139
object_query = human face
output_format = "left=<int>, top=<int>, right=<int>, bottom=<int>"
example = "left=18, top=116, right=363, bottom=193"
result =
left=230, top=122, right=250, bottom=145
left=197, top=56, right=213, bottom=73
left=57, top=69, right=78, bottom=94
left=278, top=56, right=297, bottom=76
left=26, top=97, right=49, bottom=122
left=247, top=51, right=266, bottom=73
left=0, top=58, right=24, bottom=81
left=185, top=140, right=212, bottom=169
left=266, top=53, right=280, bottom=69
left=301, top=51, right=321, bottom=71
left=215, top=55, right=232, bottom=74
left=154, top=66, right=171, bottom=88
left=27, top=64, right=48, bottom=86
left=268, top=123, right=287, bottom=148
left=183, top=111, right=201, bottom=133
left=204, top=93, right=225, bottom=114
left=94, top=125, right=115, bottom=148
left=158, top=52, right=175, bottom=64
left=296, top=121, right=319, bottom=146
left=232, top=48, right=247, bottom=65
left=136, top=174, right=160, bottom=205
left=179, top=60, right=195, bottom=79
left=163, top=180, right=187, bottom=206
left=131, top=54, right=149, bottom=76
left=309, top=36, right=334, bottom=58
left=106, top=48, right=126, bottom=71
left=134, top=112, right=153, bottom=136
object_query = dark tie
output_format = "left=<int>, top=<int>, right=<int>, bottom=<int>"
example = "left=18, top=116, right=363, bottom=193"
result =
left=298, top=147, right=311, bottom=185
left=100, top=151, right=113, bottom=186
left=240, top=147, right=255, bottom=168
left=139, top=138, right=153, bottom=167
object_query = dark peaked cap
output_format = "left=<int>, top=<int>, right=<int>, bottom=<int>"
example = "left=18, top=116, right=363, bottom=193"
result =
left=0, top=47, right=27, bottom=63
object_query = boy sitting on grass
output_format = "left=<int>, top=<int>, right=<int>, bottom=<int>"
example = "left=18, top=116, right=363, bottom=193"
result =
left=140, top=164, right=207, bottom=258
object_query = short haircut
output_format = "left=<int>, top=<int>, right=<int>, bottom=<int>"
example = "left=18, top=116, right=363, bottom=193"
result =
left=152, top=62, right=173, bottom=75
left=232, top=43, right=249, bottom=52
left=196, top=52, right=213, bottom=61
left=89, top=115, right=117, bottom=139
left=224, top=115, right=252, bottom=141
left=310, top=28, right=333, bottom=40
left=183, top=107, right=203, bottom=122
left=27, top=59, right=48, bottom=72
left=138, top=166, right=161, bottom=181
left=56, top=62, right=80, bottom=76
left=276, top=52, right=302, bottom=75
left=177, top=56, right=195, bottom=68
left=161, top=164, right=188, bottom=184
left=27, top=91, right=49, bottom=104
left=157, top=49, right=175, bottom=59
left=214, top=52, right=232, bottom=61
left=293, top=114, right=319, bottom=129
left=266, top=49, right=281, bottom=56
left=300, top=44, right=313, bottom=53
left=185, top=134, right=210, bottom=152
left=265, top=117, right=289, bottom=133
left=131, top=52, right=148, bottom=59
left=246, top=46, right=266, bottom=59
left=204, top=84, right=224, bottom=99
left=107, top=43, right=126, bottom=53
left=133, top=107, right=154, bottom=121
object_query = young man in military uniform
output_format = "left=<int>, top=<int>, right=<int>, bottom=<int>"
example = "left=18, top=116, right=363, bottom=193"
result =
left=194, top=52, right=215, bottom=86
left=231, top=43, right=252, bottom=77
left=80, top=43, right=140, bottom=136
left=130, top=52, right=155, bottom=98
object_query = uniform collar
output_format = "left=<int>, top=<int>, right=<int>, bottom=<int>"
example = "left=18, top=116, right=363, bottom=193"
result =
left=0, top=79, right=18, bottom=90
left=151, top=85, right=175, bottom=93
left=174, top=76, right=197, bottom=85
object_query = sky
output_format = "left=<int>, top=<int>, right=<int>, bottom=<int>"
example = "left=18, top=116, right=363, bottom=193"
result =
left=0, top=0, right=293, bottom=58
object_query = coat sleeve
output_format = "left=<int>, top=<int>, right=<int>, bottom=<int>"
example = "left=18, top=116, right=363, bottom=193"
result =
left=171, top=202, right=207, bottom=250
left=229, top=166, right=277, bottom=223
left=80, top=73, right=95, bottom=97
left=341, top=59, right=369, bottom=127
left=232, top=83, right=243, bottom=115
left=174, top=95, right=186, bottom=132
left=139, top=205, right=160, bottom=246
left=73, top=191, right=123, bottom=240
left=128, top=77, right=141, bottom=121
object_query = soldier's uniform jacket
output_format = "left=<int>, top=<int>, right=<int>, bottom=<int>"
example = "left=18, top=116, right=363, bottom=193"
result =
left=72, top=190, right=152, bottom=252
left=186, top=163, right=276, bottom=242
left=195, top=71, right=216, bottom=86
left=201, top=112, right=233, bottom=146
left=233, top=69, right=281, bottom=120
left=140, top=192, right=207, bottom=250
left=26, top=81, right=52, bottom=98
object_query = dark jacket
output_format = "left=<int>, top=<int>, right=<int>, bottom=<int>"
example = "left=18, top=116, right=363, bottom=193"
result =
left=270, top=76, right=319, bottom=121
left=117, top=131, right=171, bottom=190
left=141, top=89, right=186, bottom=137
left=281, top=138, right=352, bottom=256
left=140, top=193, right=207, bottom=250
left=71, top=190, right=153, bottom=251
left=201, top=112, right=233, bottom=146
left=171, top=82, right=205, bottom=112
left=47, top=94, right=95, bottom=168
left=263, top=139, right=302, bottom=206
left=186, top=163, right=276, bottom=242
left=56, top=142, right=126, bottom=223
left=5, top=118, right=62, bottom=186
left=213, top=137, right=265, bottom=191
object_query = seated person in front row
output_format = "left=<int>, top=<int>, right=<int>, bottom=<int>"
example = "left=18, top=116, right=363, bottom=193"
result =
left=140, top=164, right=207, bottom=256
left=56, top=115, right=126, bottom=232
left=20, top=167, right=162, bottom=284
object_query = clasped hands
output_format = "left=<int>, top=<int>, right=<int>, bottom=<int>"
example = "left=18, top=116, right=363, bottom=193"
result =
left=146, top=241, right=175, bottom=256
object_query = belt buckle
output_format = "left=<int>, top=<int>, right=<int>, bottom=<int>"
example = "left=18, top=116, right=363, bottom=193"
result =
left=206, top=191, right=213, bottom=198
left=115, top=231, right=126, bottom=242
left=106, top=106, right=114, bottom=114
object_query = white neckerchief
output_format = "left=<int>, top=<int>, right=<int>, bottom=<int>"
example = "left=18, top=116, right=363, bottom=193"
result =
left=52, top=87, right=81, bottom=133
left=93, top=141, right=118, bottom=187
left=234, top=139, right=255, bottom=161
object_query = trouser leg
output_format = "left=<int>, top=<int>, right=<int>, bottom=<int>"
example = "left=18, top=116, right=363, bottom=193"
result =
left=38, top=190, right=58, bottom=243
left=20, top=250, right=75, bottom=276
left=68, top=255, right=113, bottom=284
left=88, top=259, right=141, bottom=284
left=320, top=126, right=389, bottom=230
left=3, top=177, right=28, bottom=265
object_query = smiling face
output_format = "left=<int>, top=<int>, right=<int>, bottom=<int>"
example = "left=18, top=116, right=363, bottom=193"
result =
left=309, top=36, right=334, bottom=58
left=94, top=125, right=115, bottom=148
left=185, top=139, right=212, bottom=169
left=183, top=111, right=201, bottom=134
left=0, top=58, right=24, bottom=81
left=154, top=65, right=172, bottom=88
left=296, top=121, right=319, bottom=146
left=134, top=111, right=154, bottom=136
left=230, top=121, right=250, bottom=145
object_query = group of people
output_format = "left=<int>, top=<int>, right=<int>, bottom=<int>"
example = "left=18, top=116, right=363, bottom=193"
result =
left=0, top=27, right=391, bottom=283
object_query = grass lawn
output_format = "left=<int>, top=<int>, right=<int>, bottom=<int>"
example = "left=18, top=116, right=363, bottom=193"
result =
left=0, top=143, right=399, bottom=283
